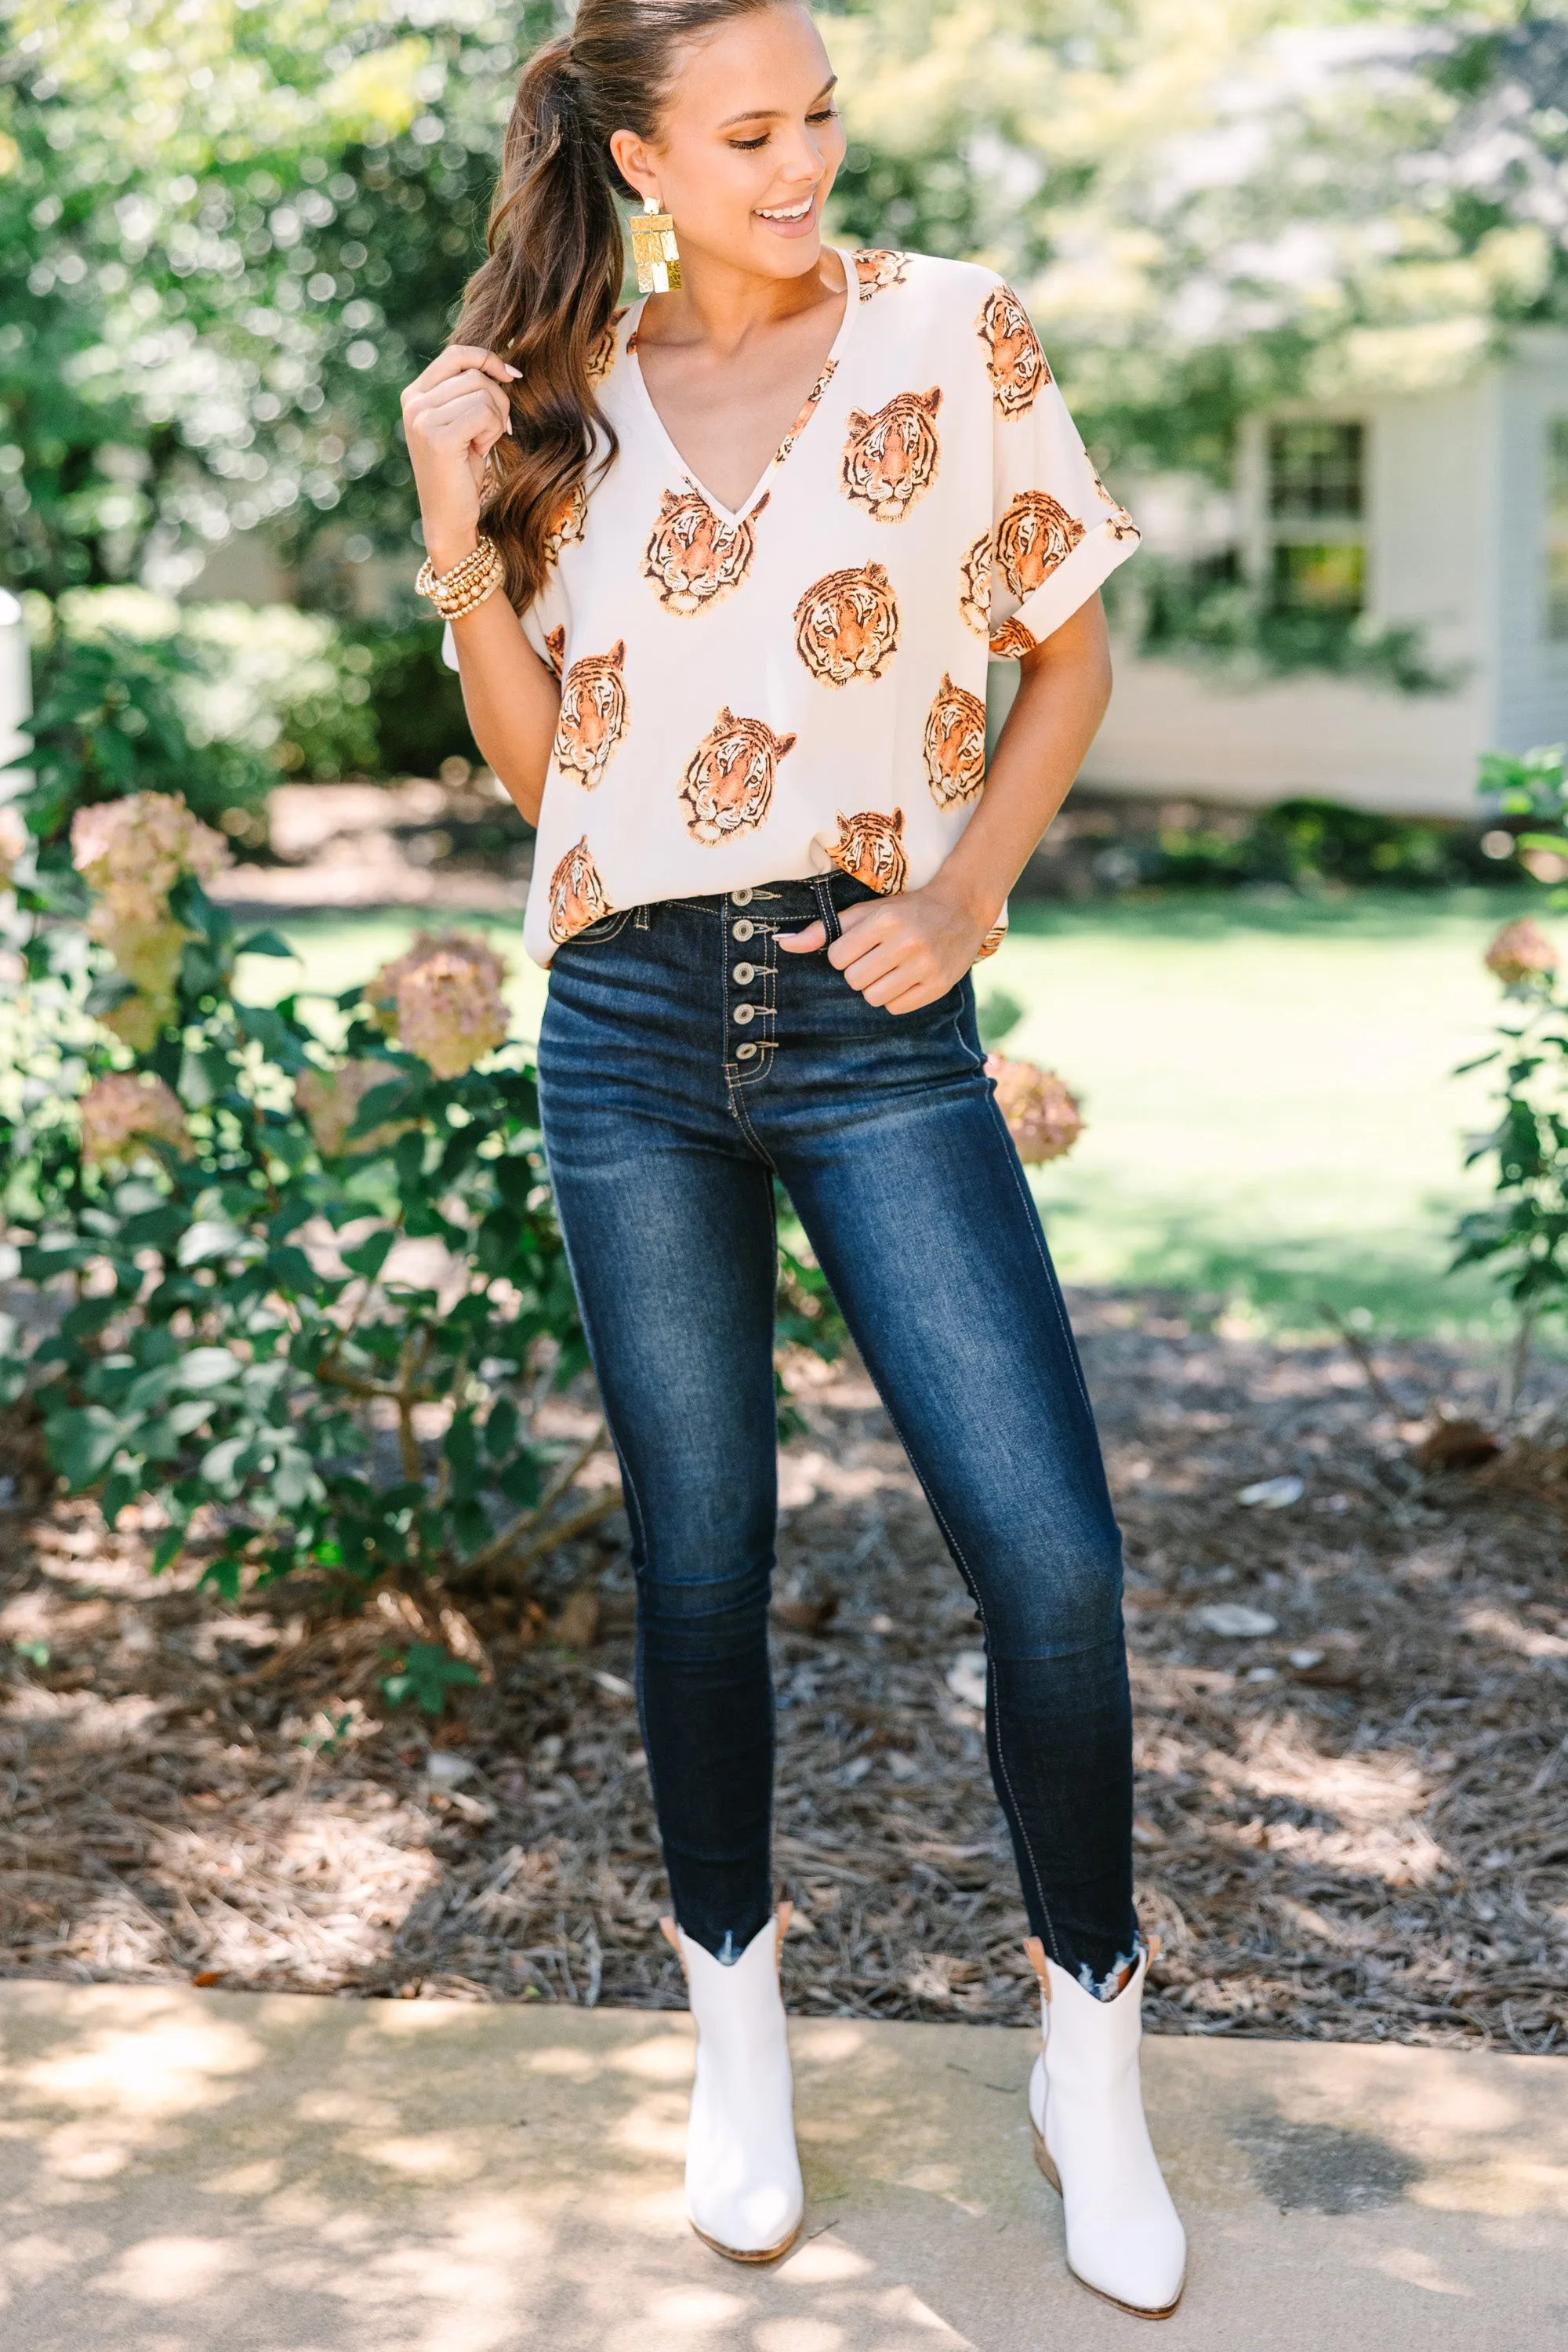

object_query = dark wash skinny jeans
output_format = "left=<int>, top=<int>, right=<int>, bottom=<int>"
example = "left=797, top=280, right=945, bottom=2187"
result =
left=536, top=871, right=1139, bottom=1993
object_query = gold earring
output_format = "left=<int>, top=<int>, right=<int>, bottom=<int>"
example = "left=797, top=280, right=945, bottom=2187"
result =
left=630, top=194, right=681, bottom=294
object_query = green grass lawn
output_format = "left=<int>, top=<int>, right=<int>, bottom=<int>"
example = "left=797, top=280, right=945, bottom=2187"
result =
left=239, top=887, right=1548, bottom=1344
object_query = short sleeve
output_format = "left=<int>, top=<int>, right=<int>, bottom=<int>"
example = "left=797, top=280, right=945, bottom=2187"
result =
left=979, top=281, right=1140, bottom=659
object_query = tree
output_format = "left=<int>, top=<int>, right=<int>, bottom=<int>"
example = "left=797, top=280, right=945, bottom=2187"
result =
left=823, top=2, right=1568, bottom=476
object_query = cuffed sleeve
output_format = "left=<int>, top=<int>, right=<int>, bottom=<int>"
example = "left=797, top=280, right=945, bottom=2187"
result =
left=982, top=281, right=1140, bottom=659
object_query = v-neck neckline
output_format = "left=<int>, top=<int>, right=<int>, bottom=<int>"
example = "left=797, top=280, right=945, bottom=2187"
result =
left=626, top=249, right=857, bottom=527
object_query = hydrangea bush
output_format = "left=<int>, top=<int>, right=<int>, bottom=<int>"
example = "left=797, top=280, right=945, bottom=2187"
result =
left=0, top=787, right=858, bottom=1600
left=0, top=800, right=595, bottom=1599
left=1454, top=748, right=1568, bottom=1342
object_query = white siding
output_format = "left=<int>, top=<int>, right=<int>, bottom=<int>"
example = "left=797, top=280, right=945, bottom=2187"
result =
left=1493, top=332, right=1568, bottom=753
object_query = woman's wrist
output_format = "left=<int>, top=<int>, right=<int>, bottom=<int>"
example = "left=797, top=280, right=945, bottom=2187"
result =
left=422, top=522, right=482, bottom=577
left=924, top=859, right=1007, bottom=940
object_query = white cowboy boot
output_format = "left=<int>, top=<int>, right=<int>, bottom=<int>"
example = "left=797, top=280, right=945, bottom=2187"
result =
left=1025, top=1937, right=1186, bottom=2319
left=659, top=1905, right=804, bottom=2263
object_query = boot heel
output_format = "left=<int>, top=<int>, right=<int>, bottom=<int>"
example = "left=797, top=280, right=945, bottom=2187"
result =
left=1030, top=2116, right=1062, bottom=2193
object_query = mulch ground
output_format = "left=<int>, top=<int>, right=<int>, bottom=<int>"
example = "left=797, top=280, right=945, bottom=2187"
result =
left=2, top=1290, right=1565, bottom=2050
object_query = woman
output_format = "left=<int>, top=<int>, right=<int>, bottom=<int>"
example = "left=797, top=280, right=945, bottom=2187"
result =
left=401, top=0, right=1184, bottom=2318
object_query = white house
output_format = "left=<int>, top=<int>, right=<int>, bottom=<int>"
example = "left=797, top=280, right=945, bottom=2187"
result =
left=1039, top=329, right=1568, bottom=819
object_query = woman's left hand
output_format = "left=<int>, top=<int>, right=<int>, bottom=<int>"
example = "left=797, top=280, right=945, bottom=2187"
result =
left=777, top=884, right=985, bottom=1014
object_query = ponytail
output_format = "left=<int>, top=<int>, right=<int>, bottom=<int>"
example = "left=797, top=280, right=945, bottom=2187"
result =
left=451, top=3, right=782, bottom=612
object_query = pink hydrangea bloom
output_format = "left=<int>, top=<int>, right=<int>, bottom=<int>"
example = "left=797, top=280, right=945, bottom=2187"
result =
left=364, top=932, right=510, bottom=1077
left=984, top=1055, right=1086, bottom=1165
left=365, top=931, right=506, bottom=1029
left=71, top=793, right=229, bottom=928
left=0, top=803, right=27, bottom=890
left=79, top=1073, right=191, bottom=1165
left=396, top=949, right=510, bottom=1079
left=296, top=1060, right=410, bottom=1159
left=1484, top=916, right=1559, bottom=989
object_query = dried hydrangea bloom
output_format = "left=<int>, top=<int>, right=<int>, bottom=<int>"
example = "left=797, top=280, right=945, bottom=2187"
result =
left=396, top=947, right=510, bottom=1079
left=102, top=993, right=166, bottom=1054
left=0, top=802, right=27, bottom=889
left=71, top=792, right=229, bottom=928
left=296, top=1060, right=410, bottom=1159
left=1484, top=916, right=1559, bottom=989
left=88, top=910, right=188, bottom=999
left=79, top=1072, right=191, bottom=1165
left=984, top=1054, right=1085, bottom=1164
left=365, top=930, right=508, bottom=1037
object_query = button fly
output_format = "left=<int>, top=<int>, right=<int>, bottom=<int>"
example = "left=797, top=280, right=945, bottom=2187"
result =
left=730, top=887, right=754, bottom=906
left=735, top=1041, right=759, bottom=1062
left=732, top=1004, right=756, bottom=1026
left=732, top=961, right=755, bottom=985
left=731, top=919, right=754, bottom=942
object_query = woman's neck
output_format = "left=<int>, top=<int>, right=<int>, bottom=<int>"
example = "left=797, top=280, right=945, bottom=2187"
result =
left=638, top=246, right=845, bottom=356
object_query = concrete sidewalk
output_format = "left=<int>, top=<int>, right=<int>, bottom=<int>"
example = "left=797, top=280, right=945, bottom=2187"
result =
left=0, top=1980, right=1563, bottom=2351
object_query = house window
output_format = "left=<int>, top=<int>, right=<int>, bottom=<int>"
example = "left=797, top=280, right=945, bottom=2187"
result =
left=1548, top=418, right=1568, bottom=642
left=1266, top=421, right=1365, bottom=612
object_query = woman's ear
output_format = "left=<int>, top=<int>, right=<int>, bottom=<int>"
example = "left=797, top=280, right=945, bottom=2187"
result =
left=609, top=128, right=657, bottom=203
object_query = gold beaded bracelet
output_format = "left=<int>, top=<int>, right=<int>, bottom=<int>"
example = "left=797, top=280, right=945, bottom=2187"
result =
left=415, top=533, right=504, bottom=620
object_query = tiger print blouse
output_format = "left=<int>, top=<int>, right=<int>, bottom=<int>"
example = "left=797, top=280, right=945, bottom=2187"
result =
left=441, top=249, right=1139, bottom=967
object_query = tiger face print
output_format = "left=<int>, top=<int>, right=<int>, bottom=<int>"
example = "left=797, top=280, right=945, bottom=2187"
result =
left=554, top=641, right=630, bottom=790
left=793, top=563, right=900, bottom=688
left=545, top=481, right=588, bottom=564
left=679, top=707, right=797, bottom=845
left=988, top=616, right=1039, bottom=659
left=959, top=532, right=993, bottom=638
left=543, top=626, right=566, bottom=679
left=978, top=285, right=1049, bottom=419
left=586, top=307, right=627, bottom=387
left=548, top=837, right=612, bottom=946
left=642, top=486, right=770, bottom=616
left=827, top=808, right=909, bottom=897
left=853, top=249, right=909, bottom=302
left=840, top=387, right=942, bottom=524
left=923, top=675, right=987, bottom=809
left=995, top=492, right=1086, bottom=601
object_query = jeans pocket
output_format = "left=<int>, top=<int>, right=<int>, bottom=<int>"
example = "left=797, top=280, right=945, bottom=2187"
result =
left=562, top=907, right=635, bottom=946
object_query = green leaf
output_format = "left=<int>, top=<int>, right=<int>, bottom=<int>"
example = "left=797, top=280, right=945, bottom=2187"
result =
left=342, top=1229, right=395, bottom=1280
left=121, top=1205, right=189, bottom=1250
left=350, top=1080, right=415, bottom=1135
left=20, top=1243, right=95, bottom=1280
left=379, top=1642, right=481, bottom=1719
left=485, top=1395, right=520, bottom=1461
left=238, top=931, right=299, bottom=960
left=151, top=1527, right=186, bottom=1576
left=199, top=1436, right=248, bottom=1491
left=101, top=1470, right=140, bottom=1526
left=49, top=1406, right=124, bottom=1491
left=176, top=1348, right=245, bottom=1392
left=62, top=1296, right=122, bottom=1345
left=178, top=1221, right=257, bottom=1268
left=200, top=1551, right=245, bottom=1602
left=496, top=1450, right=542, bottom=1508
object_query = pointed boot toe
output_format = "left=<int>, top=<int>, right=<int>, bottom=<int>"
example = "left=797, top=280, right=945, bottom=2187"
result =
left=663, top=1908, right=804, bottom=2263
left=1025, top=1941, right=1186, bottom=2319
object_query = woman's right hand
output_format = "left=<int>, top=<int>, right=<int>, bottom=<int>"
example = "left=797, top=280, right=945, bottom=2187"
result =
left=400, top=344, right=520, bottom=572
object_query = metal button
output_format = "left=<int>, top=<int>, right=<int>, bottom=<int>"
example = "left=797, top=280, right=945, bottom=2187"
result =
left=732, top=1004, right=756, bottom=1026
left=731, top=919, right=754, bottom=942
left=735, top=1041, right=759, bottom=1062
left=732, top=962, right=755, bottom=985
left=730, top=887, right=754, bottom=906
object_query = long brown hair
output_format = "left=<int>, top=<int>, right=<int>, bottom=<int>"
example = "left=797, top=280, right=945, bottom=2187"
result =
left=452, top=1, right=785, bottom=612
